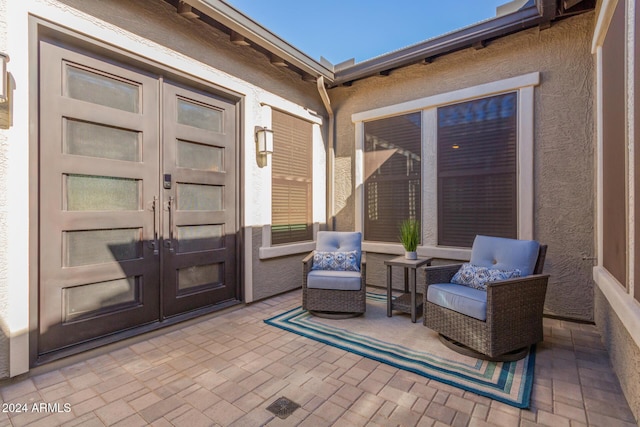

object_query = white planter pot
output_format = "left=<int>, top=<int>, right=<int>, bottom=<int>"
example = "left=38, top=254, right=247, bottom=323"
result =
left=405, top=251, right=417, bottom=260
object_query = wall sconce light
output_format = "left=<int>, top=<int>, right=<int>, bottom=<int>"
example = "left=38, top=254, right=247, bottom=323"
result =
left=0, top=53, right=9, bottom=103
left=255, top=126, right=274, bottom=168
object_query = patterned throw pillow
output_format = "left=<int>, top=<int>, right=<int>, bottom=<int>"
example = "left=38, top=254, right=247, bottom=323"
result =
left=451, top=263, right=521, bottom=290
left=311, top=250, right=360, bottom=272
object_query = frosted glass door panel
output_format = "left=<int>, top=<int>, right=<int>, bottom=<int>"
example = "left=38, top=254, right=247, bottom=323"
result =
left=177, top=140, right=223, bottom=171
left=65, top=119, right=141, bottom=161
left=177, top=98, right=222, bottom=132
left=176, top=183, right=222, bottom=211
left=66, top=175, right=140, bottom=211
left=64, top=277, right=141, bottom=322
left=64, top=228, right=142, bottom=267
left=177, top=263, right=222, bottom=291
left=177, top=225, right=224, bottom=253
left=65, top=65, right=140, bottom=113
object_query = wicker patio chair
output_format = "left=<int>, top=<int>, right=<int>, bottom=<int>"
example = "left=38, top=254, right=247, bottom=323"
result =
left=302, top=231, right=366, bottom=317
left=423, top=235, right=549, bottom=361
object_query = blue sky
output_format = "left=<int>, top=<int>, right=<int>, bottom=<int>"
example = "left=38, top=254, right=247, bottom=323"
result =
left=224, top=0, right=511, bottom=64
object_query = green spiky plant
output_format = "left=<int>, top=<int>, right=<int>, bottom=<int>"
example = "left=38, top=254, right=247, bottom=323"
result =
left=399, top=219, right=420, bottom=252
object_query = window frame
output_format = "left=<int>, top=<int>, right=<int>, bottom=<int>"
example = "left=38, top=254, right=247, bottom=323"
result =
left=353, top=72, right=539, bottom=259
left=592, top=0, right=640, bottom=349
left=258, top=105, right=325, bottom=259
left=362, top=112, right=423, bottom=243
left=270, top=109, right=315, bottom=246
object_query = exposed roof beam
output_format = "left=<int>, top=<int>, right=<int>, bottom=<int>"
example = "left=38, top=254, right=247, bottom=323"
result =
left=230, top=30, right=250, bottom=46
left=177, top=1, right=199, bottom=19
left=181, top=0, right=334, bottom=82
left=270, top=54, right=287, bottom=67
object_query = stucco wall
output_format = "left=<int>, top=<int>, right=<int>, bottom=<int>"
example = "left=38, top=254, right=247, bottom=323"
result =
left=595, top=287, right=640, bottom=421
left=329, top=12, right=596, bottom=321
left=250, top=227, right=305, bottom=301
left=0, top=0, right=9, bottom=378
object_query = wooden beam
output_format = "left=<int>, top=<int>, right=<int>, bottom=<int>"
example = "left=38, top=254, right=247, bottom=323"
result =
left=177, top=1, right=199, bottom=19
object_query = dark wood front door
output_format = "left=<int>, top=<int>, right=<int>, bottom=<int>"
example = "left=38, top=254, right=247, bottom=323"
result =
left=160, top=81, right=237, bottom=317
left=38, top=38, right=238, bottom=356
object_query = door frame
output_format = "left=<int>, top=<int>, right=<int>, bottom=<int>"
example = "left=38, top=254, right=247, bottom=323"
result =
left=29, top=19, right=245, bottom=367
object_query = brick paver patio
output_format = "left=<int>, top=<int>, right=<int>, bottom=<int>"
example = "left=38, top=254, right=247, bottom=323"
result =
left=0, top=288, right=637, bottom=426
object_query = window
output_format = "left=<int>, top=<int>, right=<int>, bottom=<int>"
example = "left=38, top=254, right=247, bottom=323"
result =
left=353, top=73, right=538, bottom=255
left=363, top=113, right=421, bottom=242
left=271, top=109, right=313, bottom=245
left=437, top=93, right=518, bottom=247
left=600, top=0, right=627, bottom=288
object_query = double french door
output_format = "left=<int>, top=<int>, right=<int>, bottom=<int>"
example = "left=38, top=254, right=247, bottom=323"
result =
left=38, top=38, right=238, bottom=356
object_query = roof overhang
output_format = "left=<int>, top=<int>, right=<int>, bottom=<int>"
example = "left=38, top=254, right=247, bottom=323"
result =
left=180, top=0, right=335, bottom=83
left=174, top=0, right=594, bottom=88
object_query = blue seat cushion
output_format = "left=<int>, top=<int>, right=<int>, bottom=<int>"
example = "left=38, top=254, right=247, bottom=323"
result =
left=427, top=283, right=487, bottom=321
left=470, top=235, right=540, bottom=276
left=307, top=270, right=362, bottom=291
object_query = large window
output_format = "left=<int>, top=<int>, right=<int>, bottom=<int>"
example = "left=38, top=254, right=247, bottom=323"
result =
left=363, top=113, right=421, bottom=242
left=354, top=73, right=537, bottom=254
left=271, top=110, right=313, bottom=245
left=437, top=93, right=518, bottom=247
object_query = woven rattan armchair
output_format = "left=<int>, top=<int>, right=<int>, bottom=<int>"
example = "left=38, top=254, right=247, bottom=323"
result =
left=302, top=231, right=366, bottom=317
left=423, top=235, right=549, bottom=361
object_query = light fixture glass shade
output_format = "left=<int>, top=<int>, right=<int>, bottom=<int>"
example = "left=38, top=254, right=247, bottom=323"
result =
left=0, top=53, right=8, bottom=103
left=256, top=127, right=274, bottom=155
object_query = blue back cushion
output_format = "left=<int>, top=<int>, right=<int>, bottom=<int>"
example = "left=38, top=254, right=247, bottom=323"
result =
left=316, top=231, right=362, bottom=266
left=469, top=235, right=540, bottom=277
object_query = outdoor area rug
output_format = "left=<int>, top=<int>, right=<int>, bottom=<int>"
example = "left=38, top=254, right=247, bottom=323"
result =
left=264, top=292, right=536, bottom=408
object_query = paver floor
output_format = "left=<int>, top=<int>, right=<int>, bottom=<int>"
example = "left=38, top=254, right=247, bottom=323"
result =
left=0, top=288, right=637, bottom=426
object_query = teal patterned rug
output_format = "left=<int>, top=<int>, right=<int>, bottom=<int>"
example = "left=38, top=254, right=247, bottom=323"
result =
left=265, top=292, right=535, bottom=408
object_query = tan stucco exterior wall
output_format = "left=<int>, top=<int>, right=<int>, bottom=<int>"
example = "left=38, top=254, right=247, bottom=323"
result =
left=251, top=227, right=305, bottom=301
left=329, top=12, right=596, bottom=321
left=595, top=287, right=640, bottom=420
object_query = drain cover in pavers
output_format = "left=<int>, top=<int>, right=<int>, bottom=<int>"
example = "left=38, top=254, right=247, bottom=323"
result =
left=266, top=396, right=300, bottom=419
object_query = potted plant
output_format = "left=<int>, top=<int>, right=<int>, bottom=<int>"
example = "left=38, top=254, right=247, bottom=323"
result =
left=399, top=219, right=420, bottom=260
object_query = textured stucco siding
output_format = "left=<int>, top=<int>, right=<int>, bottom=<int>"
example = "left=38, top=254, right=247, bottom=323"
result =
left=330, top=13, right=596, bottom=321
left=251, top=227, right=305, bottom=301
left=595, top=288, right=640, bottom=421
left=0, top=0, right=9, bottom=378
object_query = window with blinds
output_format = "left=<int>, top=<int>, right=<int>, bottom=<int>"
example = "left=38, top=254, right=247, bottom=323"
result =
left=437, top=92, right=517, bottom=247
left=364, top=112, right=421, bottom=242
left=271, top=110, right=313, bottom=245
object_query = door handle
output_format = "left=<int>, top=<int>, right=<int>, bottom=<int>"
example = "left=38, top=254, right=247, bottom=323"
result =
left=149, top=196, right=159, bottom=255
left=165, top=196, right=175, bottom=253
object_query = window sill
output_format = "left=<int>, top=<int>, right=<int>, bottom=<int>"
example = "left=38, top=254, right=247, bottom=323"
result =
left=259, top=241, right=316, bottom=260
left=362, top=242, right=471, bottom=260
left=593, top=266, right=640, bottom=349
